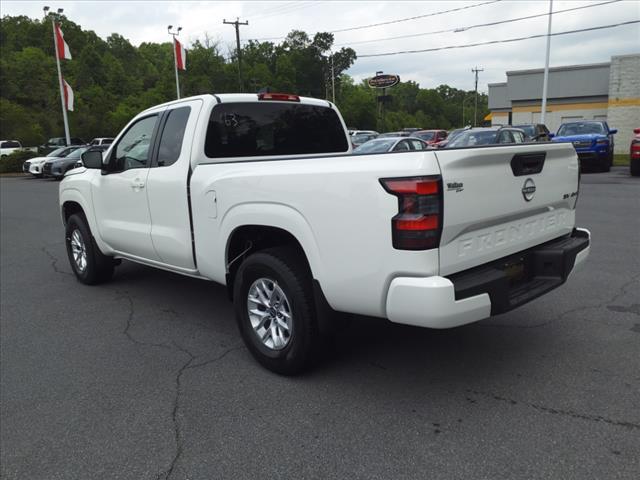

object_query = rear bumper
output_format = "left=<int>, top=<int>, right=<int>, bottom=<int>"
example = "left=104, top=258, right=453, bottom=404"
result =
left=386, top=228, right=591, bottom=329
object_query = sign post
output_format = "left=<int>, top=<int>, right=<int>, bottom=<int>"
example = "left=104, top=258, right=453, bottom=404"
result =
left=369, top=73, right=400, bottom=133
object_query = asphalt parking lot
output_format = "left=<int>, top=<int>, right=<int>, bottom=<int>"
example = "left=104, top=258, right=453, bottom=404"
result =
left=1, top=167, right=639, bottom=480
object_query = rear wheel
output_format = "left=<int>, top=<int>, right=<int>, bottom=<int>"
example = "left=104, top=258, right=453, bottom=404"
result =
left=65, top=213, right=115, bottom=285
left=631, top=158, right=640, bottom=177
left=233, top=247, right=319, bottom=375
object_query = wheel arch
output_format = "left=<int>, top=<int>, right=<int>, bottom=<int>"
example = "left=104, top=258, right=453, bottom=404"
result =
left=60, top=188, right=112, bottom=255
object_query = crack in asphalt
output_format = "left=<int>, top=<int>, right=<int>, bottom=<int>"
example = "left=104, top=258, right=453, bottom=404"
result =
left=481, top=272, right=640, bottom=329
left=117, top=292, right=175, bottom=352
left=114, top=290, right=245, bottom=480
left=467, top=389, right=640, bottom=431
left=155, top=343, right=245, bottom=480
left=41, top=245, right=74, bottom=276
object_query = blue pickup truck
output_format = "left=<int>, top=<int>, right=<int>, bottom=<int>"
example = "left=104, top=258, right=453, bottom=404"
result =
left=551, top=120, right=617, bottom=172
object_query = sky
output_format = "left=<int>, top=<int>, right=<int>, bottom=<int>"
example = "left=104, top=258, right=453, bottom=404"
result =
left=2, top=0, right=639, bottom=92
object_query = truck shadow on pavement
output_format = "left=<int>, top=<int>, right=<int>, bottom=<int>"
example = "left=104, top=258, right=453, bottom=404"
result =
left=110, top=259, right=547, bottom=383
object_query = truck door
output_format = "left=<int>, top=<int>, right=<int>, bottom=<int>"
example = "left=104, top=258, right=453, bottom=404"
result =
left=92, top=112, right=164, bottom=261
left=145, top=99, right=203, bottom=270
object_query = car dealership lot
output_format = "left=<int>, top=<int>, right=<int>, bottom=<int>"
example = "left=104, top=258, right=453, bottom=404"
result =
left=1, top=169, right=639, bottom=480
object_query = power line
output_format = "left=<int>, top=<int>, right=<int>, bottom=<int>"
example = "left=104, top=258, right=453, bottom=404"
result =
left=335, top=0, right=621, bottom=47
left=246, top=2, right=300, bottom=19
left=248, top=0, right=501, bottom=42
left=331, top=0, right=501, bottom=34
left=251, top=2, right=316, bottom=21
left=357, top=20, right=640, bottom=58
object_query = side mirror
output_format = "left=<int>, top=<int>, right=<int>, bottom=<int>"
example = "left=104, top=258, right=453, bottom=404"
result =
left=548, top=133, right=555, bottom=139
left=609, top=129, right=617, bottom=135
left=81, top=150, right=104, bottom=169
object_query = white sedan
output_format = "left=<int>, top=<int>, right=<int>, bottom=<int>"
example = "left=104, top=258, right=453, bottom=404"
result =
left=352, top=136, right=429, bottom=154
left=23, top=146, right=82, bottom=177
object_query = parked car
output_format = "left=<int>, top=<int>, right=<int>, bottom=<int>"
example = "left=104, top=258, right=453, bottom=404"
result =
left=432, top=127, right=470, bottom=149
left=0, top=140, right=23, bottom=157
left=513, top=124, right=551, bottom=142
left=23, top=146, right=82, bottom=177
left=445, top=126, right=526, bottom=148
left=38, top=137, right=86, bottom=155
left=353, top=136, right=429, bottom=154
left=43, top=146, right=91, bottom=179
left=412, top=130, right=448, bottom=145
left=61, top=92, right=589, bottom=374
left=551, top=120, right=616, bottom=172
left=630, top=127, right=640, bottom=177
left=378, top=131, right=412, bottom=138
left=88, top=138, right=114, bottom=148
left=350, top=130, right=379, bottom=149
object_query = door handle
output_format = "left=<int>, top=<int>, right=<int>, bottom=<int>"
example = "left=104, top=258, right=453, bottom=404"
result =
left=131, top=180, right=145, bottom=190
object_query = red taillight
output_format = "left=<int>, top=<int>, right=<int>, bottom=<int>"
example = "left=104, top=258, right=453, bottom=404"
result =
left=381, top=176, right=442, bottom=250
left=257, top=93, right=300, bottom=102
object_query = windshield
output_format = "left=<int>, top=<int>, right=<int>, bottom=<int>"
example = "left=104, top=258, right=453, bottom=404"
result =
left=47, top=147, right=74, bottom=157
left=557, top=122, right=606, bottom=136
left=414, top=132, right=435, bottom=141
left=515, top=125, right=535, bottom=137
left=65, top=147, right=90, bottom=159
left=354, top=139, right=396, bottom=153
left=447, top=130, right=497, bottom=148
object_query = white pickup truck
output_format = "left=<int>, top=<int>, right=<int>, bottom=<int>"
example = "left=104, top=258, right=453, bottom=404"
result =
left=59, top=93, right=590, bottom=374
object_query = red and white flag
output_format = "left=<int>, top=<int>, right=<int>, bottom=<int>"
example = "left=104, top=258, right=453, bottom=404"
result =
left=63, top=78, right=74, bottom=111
left=174, top=38, right=186, bottom=71
left=55, top=24, right=72, bottom=60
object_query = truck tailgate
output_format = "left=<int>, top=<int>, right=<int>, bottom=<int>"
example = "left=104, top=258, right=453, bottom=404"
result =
left=434, top=143, right=580, bottom=276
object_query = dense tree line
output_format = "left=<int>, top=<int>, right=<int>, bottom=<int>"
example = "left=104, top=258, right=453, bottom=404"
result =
left=0, top=15, right=488, bottom=145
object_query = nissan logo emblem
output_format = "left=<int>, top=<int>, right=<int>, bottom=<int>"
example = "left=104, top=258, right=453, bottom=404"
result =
left=522, top=178, right=536, bottom=201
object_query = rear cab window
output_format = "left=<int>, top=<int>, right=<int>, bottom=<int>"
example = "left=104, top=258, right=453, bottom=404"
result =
left=204, top=101, right=349, bottom=159
left=157, top=107, right=190, bottom=167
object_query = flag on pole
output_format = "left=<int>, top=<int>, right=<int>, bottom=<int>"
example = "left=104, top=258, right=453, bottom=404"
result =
left=63, top=79, right=74, bottom=111
left=174, top=38, right=186, bottom=71
left=55, top=24, right=72, bottom=60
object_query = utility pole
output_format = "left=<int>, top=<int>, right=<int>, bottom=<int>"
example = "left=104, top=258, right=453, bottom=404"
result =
left=540, top=0, right=553, bottom=125
left=331, top=53, right=336, bottom=104
left=472, top=66, right=483, bottom=127
left=167, top=25, right=182, bottom=99
left=223, top=18, right=248, bottom=92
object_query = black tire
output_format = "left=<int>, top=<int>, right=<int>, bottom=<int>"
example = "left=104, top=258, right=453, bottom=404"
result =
left=233, top=247, right=318, bottom=375
left=631, top=159, right=640, bottom=177
left=600, top=157, right=610, bottom=172
left=65, top=213, right=114, bottom=285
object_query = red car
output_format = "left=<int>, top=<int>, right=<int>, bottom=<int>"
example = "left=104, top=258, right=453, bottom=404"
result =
left=630, top=127, right=640, bottom=176
left=411, top=129, right=448, bottom=146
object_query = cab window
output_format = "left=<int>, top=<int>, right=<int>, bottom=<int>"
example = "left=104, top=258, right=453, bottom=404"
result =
left=112, top=115, right=158, bottom=171
left=157, top=107, right=191, bottom=167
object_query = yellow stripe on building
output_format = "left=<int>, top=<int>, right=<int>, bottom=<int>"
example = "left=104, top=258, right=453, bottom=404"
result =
left=608, top=97, right=640, bottom=107
left=512, top=102, right=609, bottom=113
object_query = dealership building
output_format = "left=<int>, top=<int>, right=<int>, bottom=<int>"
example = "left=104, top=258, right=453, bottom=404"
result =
left=488, top=53, right=639, bottom=153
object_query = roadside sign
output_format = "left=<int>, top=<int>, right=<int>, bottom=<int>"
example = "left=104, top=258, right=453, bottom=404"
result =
left=368, top=74, right=400, bottom=89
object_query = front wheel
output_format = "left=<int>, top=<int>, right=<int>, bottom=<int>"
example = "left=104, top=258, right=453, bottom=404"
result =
left=65, top=213, right=115, bottom=285
left=233, top=248, right=319, bottom=375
